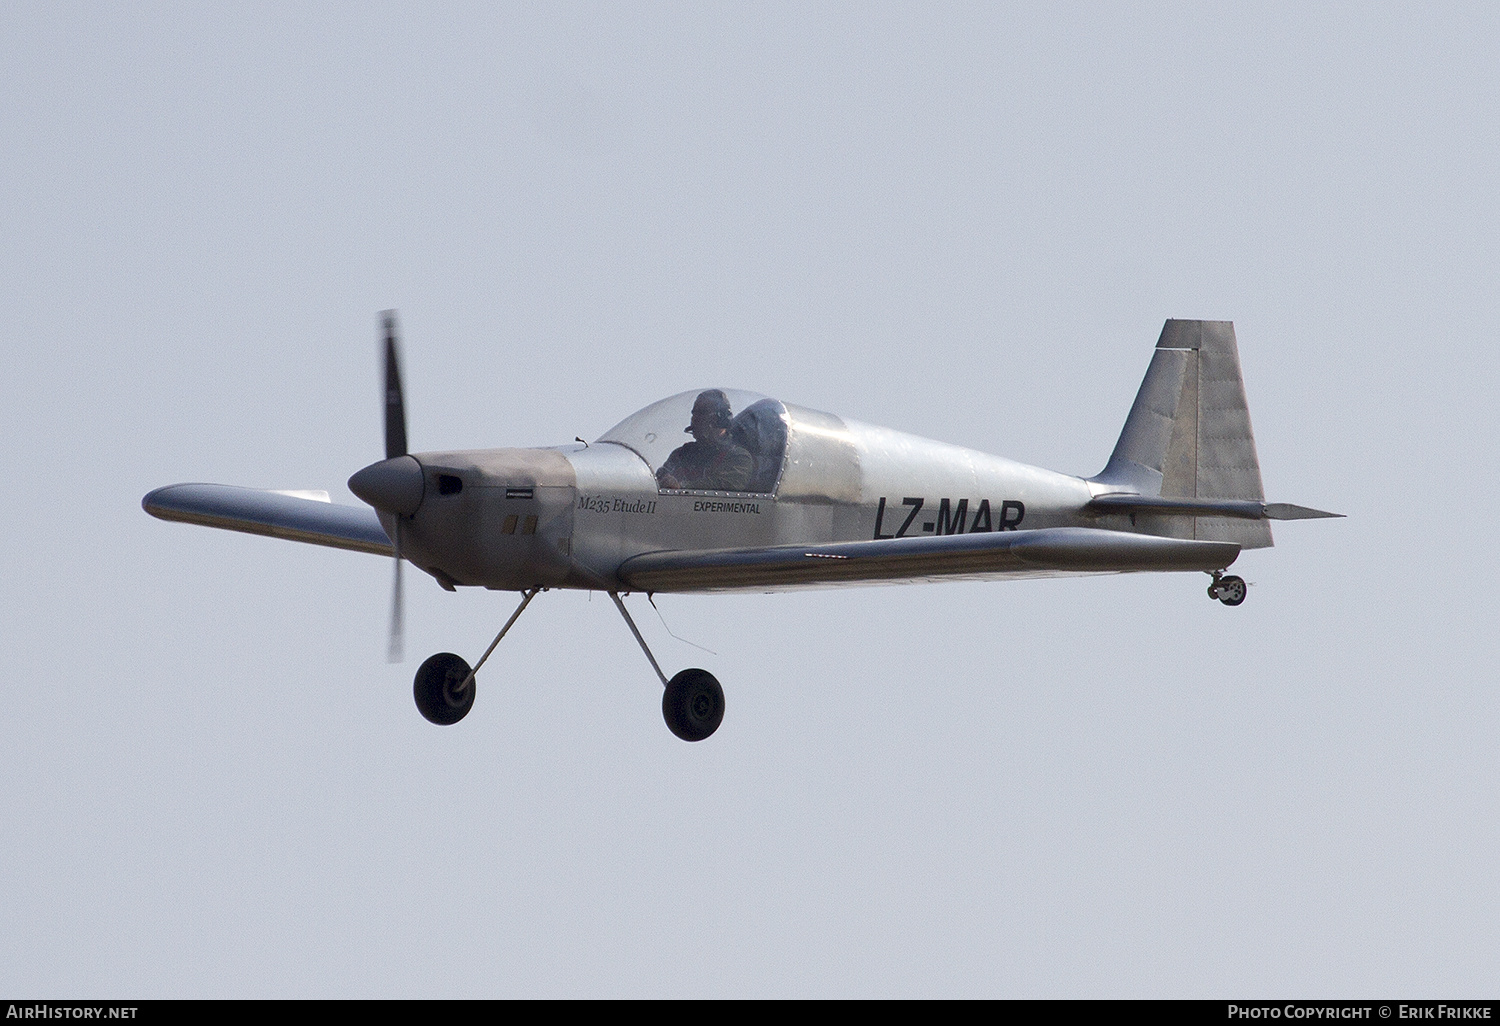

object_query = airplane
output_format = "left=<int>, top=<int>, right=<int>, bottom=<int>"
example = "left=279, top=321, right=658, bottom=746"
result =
left=144, top=315, right=1340, bottom=741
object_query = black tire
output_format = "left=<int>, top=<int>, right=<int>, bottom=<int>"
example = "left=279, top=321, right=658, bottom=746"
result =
left=414, top=652, right=476, bottom=725
left=1217, top=575, right=1247, bottom=606
left=662, top=668, right=724, bottom=742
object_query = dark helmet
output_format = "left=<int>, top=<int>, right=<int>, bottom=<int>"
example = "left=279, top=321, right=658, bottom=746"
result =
left=686, top=389, right=734, bottom=432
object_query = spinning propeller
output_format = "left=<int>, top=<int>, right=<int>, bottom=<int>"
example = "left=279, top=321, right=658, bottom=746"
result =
left=347, top=311, right=426, bottom=663
left=383, top=312, right=406, bottom=662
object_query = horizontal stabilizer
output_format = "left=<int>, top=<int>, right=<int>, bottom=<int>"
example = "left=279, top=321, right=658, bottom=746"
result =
left=1087, top=494, right=1343, bottom=521
left=1262, top=503, right=1343, bottom=521
left=143, top=483, right=393, bottom=556
left=619, top=527, right=1240, bottom=594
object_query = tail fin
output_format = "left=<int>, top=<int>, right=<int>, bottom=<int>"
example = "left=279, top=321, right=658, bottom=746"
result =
left=1091, top=320, right=1272, bottom=549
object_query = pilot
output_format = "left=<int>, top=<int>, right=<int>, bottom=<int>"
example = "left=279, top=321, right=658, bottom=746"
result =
left=656, top=389, right=754, bottom=492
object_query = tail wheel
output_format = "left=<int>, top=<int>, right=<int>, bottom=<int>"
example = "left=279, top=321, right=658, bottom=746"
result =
left=414, top=652, right=475, bottom=725
left=1215, top=575, right=1247, bottom=606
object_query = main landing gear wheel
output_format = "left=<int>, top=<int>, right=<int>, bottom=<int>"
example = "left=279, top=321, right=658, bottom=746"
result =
left=414, top=652, right=476, bottom=725
left=662, top=668, right=725, bottom=742
left=1209, top=574, right=1247, bottom=606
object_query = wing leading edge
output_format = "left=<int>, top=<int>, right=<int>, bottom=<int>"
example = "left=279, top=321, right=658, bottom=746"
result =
left=143, top=483, right=393, bottom=556
left=617, top=527, right=1240, bottom=593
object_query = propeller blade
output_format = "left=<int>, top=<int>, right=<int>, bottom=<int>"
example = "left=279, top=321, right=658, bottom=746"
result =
left=382, top=311, right=408, bottom=662
left=387, top=518, right=405, bottom=663
left=383, top=310, right=408, bottom=460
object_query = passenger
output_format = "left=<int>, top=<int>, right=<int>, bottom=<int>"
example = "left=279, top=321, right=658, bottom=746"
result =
left=656, top=389, right=754, bottom=492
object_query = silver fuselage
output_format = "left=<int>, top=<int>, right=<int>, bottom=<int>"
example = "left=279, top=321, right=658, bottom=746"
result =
left=393, top=400, right=1104, bottom=593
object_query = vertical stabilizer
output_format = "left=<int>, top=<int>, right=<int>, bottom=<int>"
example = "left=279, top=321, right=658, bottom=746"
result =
left=1092, top=320, right=1272, bottom=548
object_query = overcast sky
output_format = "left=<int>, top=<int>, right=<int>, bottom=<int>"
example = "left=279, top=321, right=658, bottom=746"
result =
left=3, top=2, right=1497, bottom=997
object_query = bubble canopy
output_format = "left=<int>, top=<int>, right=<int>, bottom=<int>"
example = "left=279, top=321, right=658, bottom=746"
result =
left=598, top=388, right=790, bottom=495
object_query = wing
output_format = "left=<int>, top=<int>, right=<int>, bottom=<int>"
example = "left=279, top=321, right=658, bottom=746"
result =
left=143, top=483, right=393, bottom=556
left=617, top=527, right=1240, bottom=593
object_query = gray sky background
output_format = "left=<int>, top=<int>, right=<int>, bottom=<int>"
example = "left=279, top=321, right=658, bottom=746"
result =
left=3, top=2, right=1496, bottom=997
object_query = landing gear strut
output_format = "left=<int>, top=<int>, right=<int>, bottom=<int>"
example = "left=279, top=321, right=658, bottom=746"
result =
left=409, top=588, right=724, bottom=740
left=412, top=588, right=539, bottom=725
left=610, top=592, right=724, bottom=742
left=1207, top=571, right=1247, bottom=606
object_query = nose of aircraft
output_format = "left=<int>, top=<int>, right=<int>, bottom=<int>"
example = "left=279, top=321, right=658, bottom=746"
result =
left=349, top=455, right=425, bottom=516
